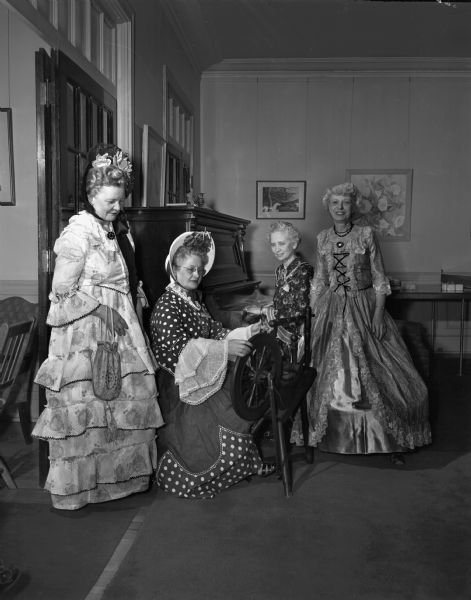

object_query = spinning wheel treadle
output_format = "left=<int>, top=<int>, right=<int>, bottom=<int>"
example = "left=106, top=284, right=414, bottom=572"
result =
left=231, top=333, right=282, bottom=421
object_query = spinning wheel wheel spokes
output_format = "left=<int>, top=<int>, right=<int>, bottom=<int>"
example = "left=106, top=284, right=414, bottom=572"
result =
left=231, top=333, right=282, bottom=421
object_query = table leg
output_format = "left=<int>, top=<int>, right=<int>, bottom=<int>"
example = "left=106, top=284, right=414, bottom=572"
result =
left=459, top=298, right=465, bottom=376
left=431, top=300, right=436, bottom=353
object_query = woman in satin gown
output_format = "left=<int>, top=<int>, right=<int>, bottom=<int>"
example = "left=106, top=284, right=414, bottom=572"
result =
left=291, top=183, right=431, bottom=462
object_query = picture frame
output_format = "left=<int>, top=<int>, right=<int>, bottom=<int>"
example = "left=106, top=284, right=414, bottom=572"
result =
left=256, top=180, right=306, bottom=219
left=346, top=169, right=413, bottom=241
left=0, top=108, right=16, bottom=206
left=142, top=124, right=166, bottom=207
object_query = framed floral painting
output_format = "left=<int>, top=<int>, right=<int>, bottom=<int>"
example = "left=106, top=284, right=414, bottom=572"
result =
left=346, top=170, right=413, bottom=241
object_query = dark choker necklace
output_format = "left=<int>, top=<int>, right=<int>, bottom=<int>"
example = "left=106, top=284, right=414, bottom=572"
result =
left=334, top=223, right=353, bottom=237
left=92, top=214, right=116, bottom=239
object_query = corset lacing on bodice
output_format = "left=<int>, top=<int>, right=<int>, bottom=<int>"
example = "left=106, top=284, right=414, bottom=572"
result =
left=333, top=251, right=351, bottom=315
left=332, top=249, right=372, bottom=315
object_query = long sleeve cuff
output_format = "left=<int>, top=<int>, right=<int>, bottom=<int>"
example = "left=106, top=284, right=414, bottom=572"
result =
left=175, top=338, right=229, bottom=405
left=225, top=325, right=253, bottom=341
left=47, top=289, right=100, bottom=327
left=373, top=282, right=391, bottom=295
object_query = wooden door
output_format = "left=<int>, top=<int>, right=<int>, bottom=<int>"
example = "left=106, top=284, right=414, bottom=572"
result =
left=35, top=48, right=117, bottom=484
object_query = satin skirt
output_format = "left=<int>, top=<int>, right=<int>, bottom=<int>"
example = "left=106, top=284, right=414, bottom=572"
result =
left=291, top=287, right=431, bottom=454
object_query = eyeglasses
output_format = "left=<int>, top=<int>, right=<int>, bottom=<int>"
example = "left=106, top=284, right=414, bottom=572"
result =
left=176, top=266, right=206, bottom=277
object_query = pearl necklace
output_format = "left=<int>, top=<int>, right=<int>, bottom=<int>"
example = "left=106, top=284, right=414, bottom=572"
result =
left=334, top=222, right=353, bottom=237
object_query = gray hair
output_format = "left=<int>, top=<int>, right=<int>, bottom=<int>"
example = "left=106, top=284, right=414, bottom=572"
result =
left=266, top=221, right=300, bottom=246
left=321, top=182, right=360, bottom=210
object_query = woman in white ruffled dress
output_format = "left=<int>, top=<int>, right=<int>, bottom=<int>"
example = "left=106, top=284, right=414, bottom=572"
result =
left=32, top=145, right=163, bottom=510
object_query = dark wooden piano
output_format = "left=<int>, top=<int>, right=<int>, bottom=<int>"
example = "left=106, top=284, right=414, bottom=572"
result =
left=126, top=206, right=261, bottom=329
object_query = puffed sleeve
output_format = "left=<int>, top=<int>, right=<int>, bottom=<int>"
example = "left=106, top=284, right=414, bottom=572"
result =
left=151, top=297, right=230, bottom=404
left=46, top=223, right=100, bottom=327
left=150, top=298, right=192, bottom=361
left=365, top=227, right=391, bottom=295
left=294, top=261, right=314, bottom=315
left=310, top=231, right=329, bottom=305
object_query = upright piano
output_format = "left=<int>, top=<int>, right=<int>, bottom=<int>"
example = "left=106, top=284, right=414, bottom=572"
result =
left=125, top=206, right=261, bottom=329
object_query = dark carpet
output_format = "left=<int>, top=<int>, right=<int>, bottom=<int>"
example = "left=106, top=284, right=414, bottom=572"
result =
left=0, top=489, right=155, bottom=600
left=102, top=364, right=471, bottom=600
left=1, top=359, right=469, bottom=600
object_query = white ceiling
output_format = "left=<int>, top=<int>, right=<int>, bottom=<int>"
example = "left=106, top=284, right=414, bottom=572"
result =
left=163, top=0, right=471, bottom=71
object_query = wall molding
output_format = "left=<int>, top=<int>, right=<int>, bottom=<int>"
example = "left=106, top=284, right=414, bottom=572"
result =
left=203, top=57, right=471, bottom=79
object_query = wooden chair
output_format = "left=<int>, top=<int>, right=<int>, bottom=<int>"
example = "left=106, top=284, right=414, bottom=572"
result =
left=0, top=319, right=36, bottom=488
left=0, top=297, right=38, bottom=444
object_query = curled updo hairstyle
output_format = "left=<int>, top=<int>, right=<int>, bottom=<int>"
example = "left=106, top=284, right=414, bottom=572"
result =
left=171, top=232, right=212, bottom=270
left=321, top=182, right=360, bottom=212
left=266, top=221, right=301, bottom=247
left=82, top=143, right=134, bottom=214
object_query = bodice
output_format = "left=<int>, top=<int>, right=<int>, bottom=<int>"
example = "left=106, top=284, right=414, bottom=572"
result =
left=312, top=225, right=391, bottom=296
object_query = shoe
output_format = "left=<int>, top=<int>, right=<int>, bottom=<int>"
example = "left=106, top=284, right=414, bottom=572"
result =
left=257, top=463, right=277, bottom=478
left=390, top=453, right=405, bottom=465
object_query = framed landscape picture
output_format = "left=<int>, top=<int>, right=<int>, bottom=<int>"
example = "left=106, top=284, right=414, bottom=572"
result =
left=256, top=180, right=306, bottom=219
left=346, top=169, right=413, bottom=241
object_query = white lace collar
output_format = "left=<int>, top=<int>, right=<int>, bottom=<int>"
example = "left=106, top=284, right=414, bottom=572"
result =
left=167, top=281, right=202, bottom=311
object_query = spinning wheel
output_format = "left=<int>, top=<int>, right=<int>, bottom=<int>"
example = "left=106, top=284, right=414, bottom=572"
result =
left=230, top=308, right=316, bottom=497
left=231, top=332, right=282, bottom=421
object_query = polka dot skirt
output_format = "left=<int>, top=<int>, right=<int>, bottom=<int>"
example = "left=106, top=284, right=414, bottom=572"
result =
left=156, top=426, right=262, bottom=499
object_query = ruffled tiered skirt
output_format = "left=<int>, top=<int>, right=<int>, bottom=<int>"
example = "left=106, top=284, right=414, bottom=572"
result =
left=33, top=374, right=161, bottom=509
left=33, top=286, right=163, bottom=510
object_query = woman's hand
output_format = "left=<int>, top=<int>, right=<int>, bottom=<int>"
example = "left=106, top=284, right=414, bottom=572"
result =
left=249, top=321, right=262, bottom=336
left=228, top=339, right=253, bottom=360
left=372, top=310, right=385, bottom=340
left=244, top=304, right=263, bottom=315
left=95, top=304, right=128, bottom=336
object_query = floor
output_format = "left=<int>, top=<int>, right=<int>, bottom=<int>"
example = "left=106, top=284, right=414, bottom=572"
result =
left=0, top=355, right=470, bottom=600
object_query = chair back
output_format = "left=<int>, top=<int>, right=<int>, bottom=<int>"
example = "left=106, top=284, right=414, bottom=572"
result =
left=0, top=319, right=36, bottom=412
left=0, top=296, right=38, bottom=325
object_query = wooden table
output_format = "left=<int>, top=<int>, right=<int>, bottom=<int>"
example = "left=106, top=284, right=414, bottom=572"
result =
left=388, top=284, right=471, bottom=376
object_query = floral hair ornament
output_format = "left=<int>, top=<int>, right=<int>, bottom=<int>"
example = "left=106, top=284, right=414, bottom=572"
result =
left=92, top=150, right=133, bottom=175
left=165, top=230, right=216, bottom=281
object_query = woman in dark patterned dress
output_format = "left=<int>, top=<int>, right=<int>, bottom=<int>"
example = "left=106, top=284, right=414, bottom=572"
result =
left=150, top=232, right=276, bottom=499
left=291, top=183, right=431, bottom=463
left=247, top=221, right=314, bottom=359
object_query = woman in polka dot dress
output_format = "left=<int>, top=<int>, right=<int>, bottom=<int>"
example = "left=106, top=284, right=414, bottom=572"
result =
left=150, top=231, right=276, bottom=499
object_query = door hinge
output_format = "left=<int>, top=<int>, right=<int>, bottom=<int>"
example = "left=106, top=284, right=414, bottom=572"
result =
left=39, top=80, right=51, bottom=107
left=41, top=249, right=53, bottom=274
